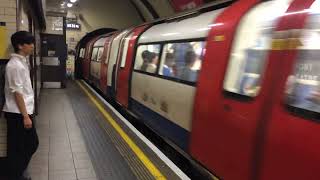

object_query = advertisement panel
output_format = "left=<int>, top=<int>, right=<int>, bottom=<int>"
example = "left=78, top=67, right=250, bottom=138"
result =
left=0, top=22, right=8, bottom=60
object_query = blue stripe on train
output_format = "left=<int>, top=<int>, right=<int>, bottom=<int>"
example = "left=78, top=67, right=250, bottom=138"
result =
left=129, top=98, right=189, bottom=151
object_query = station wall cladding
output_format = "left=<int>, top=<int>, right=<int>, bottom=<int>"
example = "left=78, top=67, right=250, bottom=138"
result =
left=0, top=0, right=17, bottom=159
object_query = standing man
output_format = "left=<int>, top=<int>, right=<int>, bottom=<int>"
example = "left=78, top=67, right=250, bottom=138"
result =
left=2, top=31, right=39, bottom=180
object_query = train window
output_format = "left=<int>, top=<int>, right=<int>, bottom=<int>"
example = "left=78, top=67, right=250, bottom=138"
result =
left=285, top=1, right=320, bottom=114
left=82, top=48, right=86, bottom=58
left=159, top=41, right=206, bottom=83
left=120, top=32, right=134, bottom=68
left=91, top=48, right=99, bottom=61
left=79, top=48, right=85, bottom=58
left=97, top=47, right=104, bottom=62
left=223, top=0, right=292, bottom=97
left=104, top=40, right=113, bottom=64
left=134, top=44, right=161, bottom=74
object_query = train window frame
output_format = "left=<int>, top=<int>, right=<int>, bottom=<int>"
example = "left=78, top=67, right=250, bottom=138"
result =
left=158, top=41, right=206, bottom=83
left=119, top=32, right=135, bottom=69
left=133, top=43, right=162, bottom=74
left=91, top=47, right=99, bottom=61
left=284, top=4, right=320, bottom=122
left=222, top=0, right=293, bottom=99
left=104, top=38, right=114, bottom=65
left=79, top=48, right=85, bottom=58
left=132, top=38, right=206, bottom=87
left=96, top=47, right=104, bottom=62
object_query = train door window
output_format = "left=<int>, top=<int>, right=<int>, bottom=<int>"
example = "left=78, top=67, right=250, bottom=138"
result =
left=285, top=1, right=320, bottom=114
left=159, top=41, right=206, bottom=83
left=79, top=48, right=85, bottom=58
left=97, top=47, right=104, bottom=62
left=91, top=47, right=99, bottom=61
left=134, top=44, right=161, bottom=74
left=223, top=0, right=293, bottom=97
left=120, top=32, right=134, bottom=68
left=104, top=40, right=113, bottom=64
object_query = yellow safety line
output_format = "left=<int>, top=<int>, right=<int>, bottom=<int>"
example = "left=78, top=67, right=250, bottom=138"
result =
left=76, top=81, right=166, bottom=180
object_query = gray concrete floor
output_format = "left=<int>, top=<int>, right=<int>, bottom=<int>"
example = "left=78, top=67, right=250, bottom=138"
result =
left=29, top=89, right=97, bottom=180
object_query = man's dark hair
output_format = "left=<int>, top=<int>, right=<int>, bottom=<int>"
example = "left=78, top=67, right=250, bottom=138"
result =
left=141, top=50, right=157, bottom=63
left=185, top=51, right=196, bottom=65
left=165, top=53, right=174, bottom=63
left=142, top=50, right=150, bottom=60
left=11, top=31, right=35, bottom=53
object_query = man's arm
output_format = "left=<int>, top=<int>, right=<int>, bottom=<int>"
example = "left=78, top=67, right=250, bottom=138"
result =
left=6, top=65, right=32, bottom=129
left=14, top=92, right=32, bottom=129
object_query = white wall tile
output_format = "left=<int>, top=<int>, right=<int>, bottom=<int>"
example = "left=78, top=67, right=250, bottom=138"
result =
left=0, top=117, right=7, bottom=157
left=0, top=0, right=12, bottom=8
left=0, top=8, right=4, bottom=15
left=0, top=15, right=16, bottom=23
left=4, top=7, right=16, bottom=16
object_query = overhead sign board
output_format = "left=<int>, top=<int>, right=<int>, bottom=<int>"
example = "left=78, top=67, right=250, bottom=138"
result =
left=66, top=23, right=81, bottom=30
left=66, top=18, right=81, bottom=31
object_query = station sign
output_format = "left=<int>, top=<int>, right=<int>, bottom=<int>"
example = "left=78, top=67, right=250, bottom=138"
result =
left=66, top=23, right=81, bottom=30
left=66, top=18, right=81, bottom=31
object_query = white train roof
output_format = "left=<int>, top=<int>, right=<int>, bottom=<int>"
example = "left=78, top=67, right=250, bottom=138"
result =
left=94, top=36, right=107, bottom=47
left=138, top=8, right=225, bottom=43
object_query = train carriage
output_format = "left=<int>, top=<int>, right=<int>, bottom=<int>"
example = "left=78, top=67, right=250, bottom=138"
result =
left=77, top=0, right=320, bottom=179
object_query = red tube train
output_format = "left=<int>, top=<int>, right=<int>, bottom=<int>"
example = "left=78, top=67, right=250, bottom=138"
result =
left=76, top=0, right=320, bottom=179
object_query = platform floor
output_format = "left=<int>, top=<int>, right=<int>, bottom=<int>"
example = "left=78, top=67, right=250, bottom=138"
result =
left=28, top=81, right=182, bottom=180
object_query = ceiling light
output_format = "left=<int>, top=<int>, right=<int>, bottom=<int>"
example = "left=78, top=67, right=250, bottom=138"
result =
left=70, top=0, right=77, bottom=3
left=67, top=3, right=73, bottom=7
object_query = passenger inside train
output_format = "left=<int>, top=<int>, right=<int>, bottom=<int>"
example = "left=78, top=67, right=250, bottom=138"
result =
left=160, top=41, right=205, bottom=82
left=179, top=51, right=198, bottom=82
left=140, top=50, right=151, bottom=71
left=162, top=53, right=175, bottom=77
left=145, top=52, right=159, bottom=74
left=1, top=0, right=320, bottom=179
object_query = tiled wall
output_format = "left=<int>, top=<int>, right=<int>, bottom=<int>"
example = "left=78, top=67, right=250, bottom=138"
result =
left=0, top=117, right=6, bottom=157
left=0, top=0, right=20, bottom=159
left=0, top=0, right=17, bottom=59
left=0, top=0, right=17, bottom=158
left=0, top=64, right=7, bottom=157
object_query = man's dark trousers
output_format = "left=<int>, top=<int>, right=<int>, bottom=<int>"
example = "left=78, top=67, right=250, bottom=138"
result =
left=5, top=112, right=39, bottom=180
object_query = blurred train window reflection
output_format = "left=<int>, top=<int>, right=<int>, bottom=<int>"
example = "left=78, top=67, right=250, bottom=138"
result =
left=159, top=41, right=206, bottom=83
left=120, top=32, right=134, bottom=68
left=91, top=48, right=99, bottom=61
left=79, top=48, right=85, bottom=58
left=134, top=44, right=161, bottom=74
left=286, top=3, right=320, bottom=113
left=223, top=0, right=292, bottom=97
left=97, top=47, right=104, bottom=62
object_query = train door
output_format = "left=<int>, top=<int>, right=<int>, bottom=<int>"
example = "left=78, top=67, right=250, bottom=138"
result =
left=90, top=36, right=107, bottom=88
left=82, top=37, right=98, bottom=81
left=190, top=0, right=293, bottom=179
left=76, top=47, right=85, bottom=79
left=106, top=30, right=130, bottom=98
left=260, top=0, right=320, bottom=179
left=115, top=25, right=149, bottom=107
left=99, top=35, right=113, bottom=95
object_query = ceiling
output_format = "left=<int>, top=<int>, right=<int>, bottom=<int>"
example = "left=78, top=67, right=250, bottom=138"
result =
left=46, top=0, right=80, bottom=13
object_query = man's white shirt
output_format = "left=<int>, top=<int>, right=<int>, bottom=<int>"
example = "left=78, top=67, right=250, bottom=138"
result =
left=2, top=53, right=34, bottom=114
